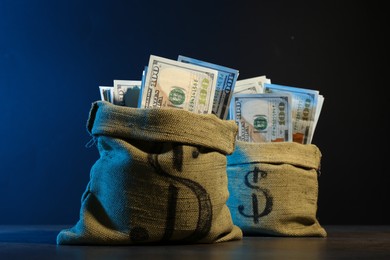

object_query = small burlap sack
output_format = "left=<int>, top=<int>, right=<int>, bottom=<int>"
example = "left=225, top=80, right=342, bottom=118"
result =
left=57, top=101, right=243, bottom=245
left=226, top=141, right=327, bottom=237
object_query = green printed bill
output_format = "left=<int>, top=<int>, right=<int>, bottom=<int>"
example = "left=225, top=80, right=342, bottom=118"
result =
left=264, top=83, right=319, bottom=144
left=140, top=55, right=218, bottom=114
left=99, top=86, right=113, bottom=103
left=95, top=55, right=324, bottom=144
left=230, top=93, right=293, bottom=143
left=113, top=80, right=142, bottom=108
left=311, top=94, right=324, bottom=143
left=234, top=75, right=271, bottom=94
left=177, top=55, right=239, bottom=119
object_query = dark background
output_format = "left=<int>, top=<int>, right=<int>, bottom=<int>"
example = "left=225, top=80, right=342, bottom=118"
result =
left=0, top=0, right=387, bottom=225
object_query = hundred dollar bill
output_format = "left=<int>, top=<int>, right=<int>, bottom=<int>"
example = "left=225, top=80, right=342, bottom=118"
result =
left=310, top=94, right=324, bottom=143
left=99, top=86, right=113, bottom=103
left=264, top=83, right=319, bottom=144
left=113, top=80, right=142, bottom=108
left=178, top=55, right=239, bottom=119
left=230, top=93, right=293, bottom=142
left=137, top=66, right=147, bottom=108
left=234, top=75, right=271, bottom=94
left=226, top=76, right=270, bottom=120
left=141, top=55, right=218, bottom=114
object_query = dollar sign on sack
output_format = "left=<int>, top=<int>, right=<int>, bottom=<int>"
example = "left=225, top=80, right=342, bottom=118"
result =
left=238, top=166, right=273, bottom=224
left=129, top=143, right=212, bottom=243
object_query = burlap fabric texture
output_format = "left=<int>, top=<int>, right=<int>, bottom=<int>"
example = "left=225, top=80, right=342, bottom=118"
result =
left=226, top=141, right=327, bottom=237
left=57, top=101, right=243, bottom=245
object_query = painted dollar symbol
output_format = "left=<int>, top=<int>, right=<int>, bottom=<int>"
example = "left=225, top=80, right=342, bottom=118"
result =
left=238, top=166, right=273, bottom=224
left=146, top=144, right=212, bottom=243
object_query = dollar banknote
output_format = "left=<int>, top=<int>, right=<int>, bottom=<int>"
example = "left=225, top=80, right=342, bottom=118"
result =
left=137, top=66, right=148, bottom=108
left=177, top=55, right=239, bottom=119
left=113, top=80, right=142, bottom=108
left=264, top=83, right=319, bottom=144
left=226, top=75, right=270, bottom=120
left=99, top=86, right=113, bottom=103
left=234, top=75, right=271, bottom=94
left=140, top=55, right=218, bottom=114
left=310, top=94, right=324, bottom=143
left=230, top=93, right=293, bottom=142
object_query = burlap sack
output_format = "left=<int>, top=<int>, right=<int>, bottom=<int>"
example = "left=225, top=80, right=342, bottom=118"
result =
left=57, top=101, right=243, bottom=245
left=226, top=141, right=327, bottom=237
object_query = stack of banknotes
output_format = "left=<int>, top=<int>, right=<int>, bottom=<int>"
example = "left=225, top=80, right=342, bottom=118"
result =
left=99, top=54, right=324, bottom=144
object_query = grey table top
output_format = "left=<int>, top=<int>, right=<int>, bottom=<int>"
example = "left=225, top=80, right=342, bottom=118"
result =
left=1, top=225, right=390, bottom=259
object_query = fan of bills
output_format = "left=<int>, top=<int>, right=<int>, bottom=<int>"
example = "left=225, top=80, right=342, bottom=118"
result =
left=99, top=54, right=324, bottom=144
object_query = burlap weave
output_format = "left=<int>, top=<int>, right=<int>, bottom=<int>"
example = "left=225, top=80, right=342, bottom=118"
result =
left=57, top=101, right=243, bottom=245
left=226, top=141, right=327, bottom=237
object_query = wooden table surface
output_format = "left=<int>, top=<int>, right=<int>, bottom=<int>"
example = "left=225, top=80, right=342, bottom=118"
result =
left=1, top=225, right=390, bottom=259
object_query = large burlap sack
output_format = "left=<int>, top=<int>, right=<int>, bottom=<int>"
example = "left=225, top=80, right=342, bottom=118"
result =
left=226, top=141, right=327, bottom=237
left=57, top=101, right=243, bottom=245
